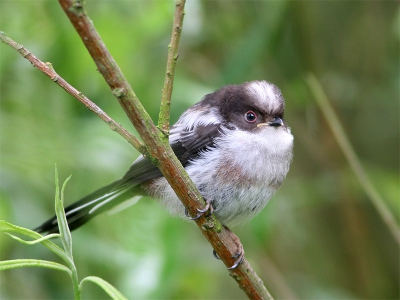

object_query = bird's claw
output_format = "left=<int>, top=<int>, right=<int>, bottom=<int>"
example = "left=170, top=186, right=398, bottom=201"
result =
left=213, top=247, right=244, bottom=270
left=213, top=249, right=220, bottom=260
left=228, top=251, right=244, bottom=270
left=184, top=199, right=213, bottom=220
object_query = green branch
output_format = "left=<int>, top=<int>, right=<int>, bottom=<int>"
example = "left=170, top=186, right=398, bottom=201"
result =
left=158, top=0, right=186, bottom=133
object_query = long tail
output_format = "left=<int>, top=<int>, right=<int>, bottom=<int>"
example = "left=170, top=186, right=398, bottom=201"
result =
left=35, top=181, right=140, bottom=234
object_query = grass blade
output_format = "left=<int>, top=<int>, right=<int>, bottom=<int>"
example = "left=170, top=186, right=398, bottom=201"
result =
left=306, top=73, right=400, bottom=245
left=55, top=168, right=73, bottom=259
left=80, top=276, right=128, bottom=300
left=0, top=259, right=71, bottom=275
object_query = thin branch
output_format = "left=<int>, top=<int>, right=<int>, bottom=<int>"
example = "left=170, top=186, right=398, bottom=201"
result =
left=0, top=31, right=144, bottom=154
left=306, top=74, right=400, bottom=246
left=58, top=0, right=275, bottom=298
left=158, top=0, right=185, bottom=132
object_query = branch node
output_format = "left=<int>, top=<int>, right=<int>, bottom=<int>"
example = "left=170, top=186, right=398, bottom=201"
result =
left=71, top=0, right=85, bottom=14
left=73, top=0, right=83, bottom=8
left=112, top=87, right=126, bottom=99
left=20, top=47, right=30, bottom=58
left=201, top=220, right=215, bottom=230
left=159, top=127, right=169, bottom=136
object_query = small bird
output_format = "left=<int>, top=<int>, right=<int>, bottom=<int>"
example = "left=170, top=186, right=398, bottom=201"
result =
left=35, top=80, right=294, bottom=268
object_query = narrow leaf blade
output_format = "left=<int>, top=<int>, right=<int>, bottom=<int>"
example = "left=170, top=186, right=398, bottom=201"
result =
left=80, top=276, right=128, bottom=300
left=0, top=259, right=71, bottom=275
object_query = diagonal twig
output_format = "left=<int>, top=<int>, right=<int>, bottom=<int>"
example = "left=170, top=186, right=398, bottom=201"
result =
left=0, top=31, right=144, bottom=154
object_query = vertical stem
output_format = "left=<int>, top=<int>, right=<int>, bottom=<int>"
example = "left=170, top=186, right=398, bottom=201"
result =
left=71, top=266, right=81, bottom=300
left=158, top=0, right=186, bottom=133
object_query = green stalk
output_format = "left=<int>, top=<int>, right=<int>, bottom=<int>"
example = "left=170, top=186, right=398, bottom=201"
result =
left=306, top=74, right=400, bottom=246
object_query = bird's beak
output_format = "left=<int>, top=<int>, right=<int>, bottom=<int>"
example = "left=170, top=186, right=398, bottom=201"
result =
left=257, top=117, right=284, bottom=128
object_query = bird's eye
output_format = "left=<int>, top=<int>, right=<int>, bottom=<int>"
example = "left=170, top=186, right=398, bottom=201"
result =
left=244, top=110, right=257, bottom=123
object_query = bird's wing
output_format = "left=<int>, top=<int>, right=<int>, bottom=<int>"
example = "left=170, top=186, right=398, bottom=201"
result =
left=115, top=121, right=224, bottom=188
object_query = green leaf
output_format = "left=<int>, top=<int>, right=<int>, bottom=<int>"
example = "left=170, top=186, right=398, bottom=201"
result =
left=54, top=167, right=73, bottom=259
left=53, top=167, right=81, bottom=300
left=0, top=259, right=71, bottom=275
left=0, top=220, right=45, bottom=238
left=0, top=220, right=73, bottom=266
left=80, top=276, right=128, bottom=300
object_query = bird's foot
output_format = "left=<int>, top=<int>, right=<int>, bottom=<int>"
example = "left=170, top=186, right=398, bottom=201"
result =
left=213, top=226, right=245, bottom=270
left=184, top=199, right=214, bottom=220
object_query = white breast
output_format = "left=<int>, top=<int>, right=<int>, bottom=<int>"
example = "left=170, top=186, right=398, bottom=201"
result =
left=147, top=126, right=293, bottom=227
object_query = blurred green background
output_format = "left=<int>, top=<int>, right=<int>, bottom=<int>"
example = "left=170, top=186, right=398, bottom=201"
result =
left=1, top=1, right=399, bottom=299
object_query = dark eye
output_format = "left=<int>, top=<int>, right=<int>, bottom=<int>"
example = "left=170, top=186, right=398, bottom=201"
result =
left=244, top=110, right=257, bottom=123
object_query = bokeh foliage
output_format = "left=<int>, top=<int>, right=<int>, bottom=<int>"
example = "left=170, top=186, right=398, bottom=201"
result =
left=0, top=1, right=399, bottom=299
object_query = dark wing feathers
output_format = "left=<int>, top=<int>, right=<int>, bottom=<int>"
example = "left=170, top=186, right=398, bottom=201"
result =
left=179, top=124, right=222, bottom=156
left=117, top=123, right=224, bottom=188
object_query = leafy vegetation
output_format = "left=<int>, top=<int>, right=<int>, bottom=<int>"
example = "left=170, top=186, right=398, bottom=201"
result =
left=1, top=169, right=127, bottom=300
